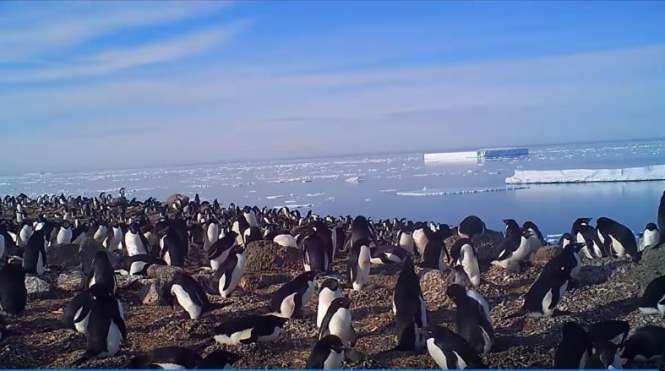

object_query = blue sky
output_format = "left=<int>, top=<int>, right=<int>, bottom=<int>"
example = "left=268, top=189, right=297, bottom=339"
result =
left=1, top=1, right=664, bottom=174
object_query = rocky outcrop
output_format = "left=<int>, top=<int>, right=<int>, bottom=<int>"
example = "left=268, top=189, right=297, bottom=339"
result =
left=244, top=240, right=302, bottom=273
left=55, top=271, right=86, bottom=291
left=530, top=245, right=561, bottom=266
left=25, top=276, right=51, bottom=297
left=47, top=244, right=80, bottom=269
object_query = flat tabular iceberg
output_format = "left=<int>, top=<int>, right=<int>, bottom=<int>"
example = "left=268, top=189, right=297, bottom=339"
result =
left=506, top=164, right=665, bottom=184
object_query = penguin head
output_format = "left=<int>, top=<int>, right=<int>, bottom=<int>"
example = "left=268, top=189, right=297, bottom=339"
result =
left=502, top=219, right=520, bottom=232
left=645, top=223, right=658, bottom=231
left=331, top=296, right=351, bottom=309
left=320, top=277, right=340, bottom=292
left=559, top=233, right=573, bottom=248
left=89, top=284, right=114, bottom=303
left=445, top=284, right=467, bottom=303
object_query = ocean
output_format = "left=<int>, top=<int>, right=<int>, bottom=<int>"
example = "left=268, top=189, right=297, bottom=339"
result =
left=2, top=139, right=665, bottom=238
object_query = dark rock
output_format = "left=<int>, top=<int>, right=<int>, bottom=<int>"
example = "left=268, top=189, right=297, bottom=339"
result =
left=146, top=264, right=182, bottom=283
left=25, top=276, right=51, bottom=297
left=623, top=245, right=665, bottom=289
left=46, top=244, right=80, bottom=268
left=55, top=271, right=85, bottom=291
left=530, top=245, right=561, bottom=266
left=239, top=272, right=291, bottom=291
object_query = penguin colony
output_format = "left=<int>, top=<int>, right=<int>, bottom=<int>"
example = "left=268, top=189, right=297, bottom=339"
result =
left=1, top=190, right=665, bottom=369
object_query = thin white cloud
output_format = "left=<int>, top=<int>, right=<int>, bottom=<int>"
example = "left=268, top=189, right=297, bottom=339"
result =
left=0, top=2, right=230, bottom=62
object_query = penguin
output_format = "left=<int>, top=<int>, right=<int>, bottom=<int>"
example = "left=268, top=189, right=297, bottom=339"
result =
left=553, top=322, right=592, bottom=369
left=449, top=238, right=480, bottom=287
left=18, top=222, right=33, bottom=248
left=93, top=222, right=109, bottom=244
left=596, top=217, right=640, bottom=261
left=588, top=320, right=630, bottom=369
left=0, top=231, right=4, bottom=260
left=396, top=228, right=415, bottom=255
left=74, top=284, right=127, bottom=363
left=425, top=325, right=486, bottom=369
left=243, top=207, right=259, bottom=228
left=523, top=220, right=546, bottom=245
left=273, top=233, right=297, bottom=249
left=412, top=223, right=429, bottom=258
left=204, top=219, right=220, bottom=250
left=621, top=325, right=665, bottom=364
left=348, top=239, right=371, bottom=290
left=392, top=258, right=428, bottom=351
left=458, top=215, right=486, bottom=239
left=513, top=245, right=577, bottom=317
left=317, top=278, right=343, bottom=328
left=211, top=245, right=246, bottom=298
left=558, top=233, right=573, bottom=248
left=319, top=297, right=356, bottom=347
left=369, top=245, right=408, bottom=265
left=124, top=222, right=148, bottom=257
left=22, top=229, right=47, bottom=275
left=0, top=259, right=27, bottom=315
left=302, top=233, right=329, bottom=272
left=270, top=271, right=317, bottom=319
left=492, top=220, right=533, bottom=271
left=231, top=215, right=249, bottom=246
left=106, top=223, right=124, bottom=252
left=572, top=217, right=605, bottom=259
left=638, top=274, right=665, bottom=315
left=63, top=286, right=125, bottom=335
left=88, top=251, right=116, bottom=293
left=56, top=220, right=73, bottom=245
left=421, top=225, right=451, bottom=271
left=126, top=347, right=241, bottom=369
left=208, top=231, right=238, bottom=272
left=213, top=314, right=288, bottom=345
left=165, top=271, right=223, bottom=320
left=639, top=223, right=660, bottom=251
left=306, top=335, right=345, bottom=369
left=127, top=254, right=162, bottom=276
left=160, top=227, right=187, bottom=267
left=446, top=284, right=493, bottom=355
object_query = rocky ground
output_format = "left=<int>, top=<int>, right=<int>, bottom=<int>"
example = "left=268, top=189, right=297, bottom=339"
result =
left=2, top=238, right=665, bottom=369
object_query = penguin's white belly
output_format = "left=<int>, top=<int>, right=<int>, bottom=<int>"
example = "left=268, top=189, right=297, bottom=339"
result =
left=102, top=321, right=122, bottom=357
left=413, top=230, right=428, bottom=256
left=164, top=251, right=172, bottom=266
left=214, top=328, right=253, bottom=345
left=222, top=255, right=245, bottom=297
left=323, top=350, right=345, bottom=369
left=56, top=228, right=72, bottom=245
left=399, top=234, right=414, bottom=254
left=207, top=225, right=219, bottom=245
left=125, top=235, right=146, bottom=256
left=542, top=290, right=554, bottom=316
left=641, top=230, right=660, bottom=250
left=317, top=290, right=341, bottom=328
left=280, top=293, right=297, bottom=318
left=153, top=363, right=186, bottom=369
left=427, top=338, right=449, bottom=369
left=453, top=351, right=468, bottom=369
left=74, top=308, right=90, bottom=334
left=129, top=261, right=147, bottom=276
left=328, top=309, right=354, bottom=346
left=610, top=235, right=626, bottom=257
left=210, top=249, right=231, bottom=272
left=171, top=284, right=202, bottom=320
left=480, top=327, right=493, bottom=354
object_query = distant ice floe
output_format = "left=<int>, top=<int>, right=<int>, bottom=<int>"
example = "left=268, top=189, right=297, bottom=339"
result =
left=396, top=186, right=528, bottom=197
left=345, top=176, right=364, bottom=184
left=306, top=192, right=325, bottom=197
left=506, top=164, right=665, bottom=184
left=265, top=195, right=285, bottom=200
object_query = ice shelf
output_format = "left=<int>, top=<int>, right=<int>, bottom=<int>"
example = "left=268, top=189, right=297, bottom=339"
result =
left=506, top=164, right=665, bottom=184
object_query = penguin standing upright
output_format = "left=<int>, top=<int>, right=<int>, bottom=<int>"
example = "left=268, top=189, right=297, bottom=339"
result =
left=64, top=285, right=125, bottom=335
left=492, top=220, right=533, bottom=271
left=75, top=284, right=127, bottom=363
left=209, top=245, right=245, bottom=298
left=270, top=271, right=317, bottom=319
left=0, top=260, right=27, bottom=315
left=658, top=190, right=665, bottom=239
left=302, top=232, right=329, bottom=272
left=317, top=278, right=342, bottom=328
left=319, top=297, right=356, bottom=347
left=553, top=322, right=592, bottom=369
left=208, top=231, right=238, bottom=272
left=22, top=229, right=47, bottom=275
left=88, top=251, right=115, bottom=292
left=160, top=227, right=187, bottom=267
left=425, top=325, right=486, bottom=369
left=396, top=228, right=415, bottom=255
left=306, top=335, right=345, bottom=369
left=446, top=284, right=493, bottom=355
left=522, top=221, right=546, bottom=245
left=640, top=223, right=660, bottom=251
left=596, top=217, right=641, bottom=261
left=18, top=222, right=33, bottom=248
left=56, top=220, right=73, bottom=245
left=392, top=257, right=428, bottom=351
left=572, top=218, right=605, bottom=259
left=124, top=223, right=148, bottom=257
left=348, top=239, right=371, bottom=291
left=165, top=271, right=223, bottom=320
left=449, top=238, right=480, bottom=287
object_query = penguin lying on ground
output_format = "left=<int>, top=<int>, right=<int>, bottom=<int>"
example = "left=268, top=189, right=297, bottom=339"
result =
left=126, top=346, right=240, bottom=369
left=638, top=275, right=665, bottom=315
left=213, top=314, right=288, bottom=345
left=270, top=271, right=317, bottom=319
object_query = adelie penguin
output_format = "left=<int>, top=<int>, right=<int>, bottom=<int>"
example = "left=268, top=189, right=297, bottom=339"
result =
left=446, top=284, right=493, bottom=355
left=369, top=244, right=408, bottom=265
left=73, top=284, right=127, bottom=365
left=553, top=322, right=592, bottom=369
left=348, top=239, right=371, bottom=290
left=596, top=216, right=641, bottom=261
left=587, top=320, right=629, bottom=369
left=421, top=224, right=452, bottom=271
left=0, top=259, right=27, bottom=315
left=302, top=232, right=330, bottom=272
left=572, top=217, right=605, bottom=259
left=392, top=258, right=428, bottom=351
left=164, top=271, right=225, bottom=320
left=317, top=278, right=343, bottom=328
left=22, top=229, right=47, bottom=275
left=458, top=215, right=486, bottom=239
left=213, top=314, right=288, bottom=345
left=449, top=238, right=480, bottom=287
left=638, top=274, right=665, bottom=315
left=621, top=325, right=665, bottom=364
left=203, top=245, right=246, bottom=298
left=425, top=325, right=486, bottom=369
left=306, top=335, right=345, bottom=369
left=63, top=285, right=125, bottom=334
left=124, top=222, right=148, bottom=257
left=639, top=223, right=660, bottom=251
left=126, top=254, right=162, bottom=276
left=659, top=190, right=665, bottom=240
left=270, top=271, right=317, bottom=319
left=207, top=231, right=238, bottom=272
left=56, top=220, right=73, bottom=245
left=492, top=219, right=536, bottom=272
left=88, top=251, right=116, bottom=293
left=126, top=347, right=240, bottom=369
left=319, top=296, right=356, bottom=347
